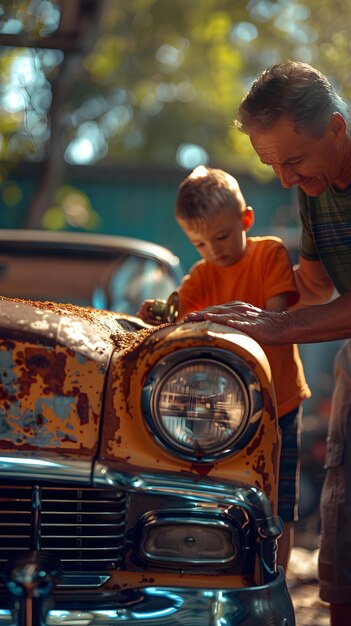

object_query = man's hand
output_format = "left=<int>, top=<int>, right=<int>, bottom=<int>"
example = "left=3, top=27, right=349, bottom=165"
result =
left=185, top=301, right=287, bottom=345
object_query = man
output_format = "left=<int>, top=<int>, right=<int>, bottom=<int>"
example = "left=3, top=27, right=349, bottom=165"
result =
left=186, top=60, right=351, bottom=626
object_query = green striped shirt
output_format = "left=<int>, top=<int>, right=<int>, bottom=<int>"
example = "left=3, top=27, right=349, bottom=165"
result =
left=298, top=186, right=351, bottom=295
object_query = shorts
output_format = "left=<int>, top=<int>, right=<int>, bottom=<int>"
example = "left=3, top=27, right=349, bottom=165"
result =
left=277, top=405, right=302, bottom=523
left=319, top=339, right=351, bottom=604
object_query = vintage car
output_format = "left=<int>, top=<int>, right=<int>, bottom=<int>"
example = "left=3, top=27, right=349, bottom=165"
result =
left=0, top=230, right=295, bottom=626
left=0, top=229, right=183, bottom=315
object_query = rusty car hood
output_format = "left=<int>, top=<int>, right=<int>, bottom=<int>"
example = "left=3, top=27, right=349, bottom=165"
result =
left=0, top=296, right=154, bottom=457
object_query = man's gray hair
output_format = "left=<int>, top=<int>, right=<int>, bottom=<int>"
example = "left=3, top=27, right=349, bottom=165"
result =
left=235, top=60, right=351, bottom=137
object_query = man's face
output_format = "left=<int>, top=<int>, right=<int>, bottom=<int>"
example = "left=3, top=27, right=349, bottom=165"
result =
left=249, top=114, right=349, bottom=196
left=178, top=211, right=247, bottom=267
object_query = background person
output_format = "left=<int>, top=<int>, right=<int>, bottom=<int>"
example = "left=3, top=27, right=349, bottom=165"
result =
left=138, top=165, right=311, bottom=571
left=186, top=60, right=351, bottom=626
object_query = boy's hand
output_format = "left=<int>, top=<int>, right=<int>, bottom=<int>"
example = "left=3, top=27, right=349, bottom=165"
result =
left=136, top=299, right=161, bottom=325
left=137, top=292, right=179, bottom=324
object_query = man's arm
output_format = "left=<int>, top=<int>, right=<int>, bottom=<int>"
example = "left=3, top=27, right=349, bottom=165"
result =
left=292, top=257, right=335, bottom=307
left=266, top=293, right=289, bottom=312
left=185, top=292, right=351, bottom=345
left=280, top=293, right=351, bottom=342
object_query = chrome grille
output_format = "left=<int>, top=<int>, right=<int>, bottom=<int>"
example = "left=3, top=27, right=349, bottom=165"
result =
left=0, top=485, right=127, bottom=572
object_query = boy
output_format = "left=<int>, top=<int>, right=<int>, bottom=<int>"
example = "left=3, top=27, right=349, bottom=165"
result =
left=138, top=165, right=311, bottom=572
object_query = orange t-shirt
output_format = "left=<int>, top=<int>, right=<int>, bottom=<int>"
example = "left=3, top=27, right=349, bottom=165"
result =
left=178, top=236, right=311, bottom=417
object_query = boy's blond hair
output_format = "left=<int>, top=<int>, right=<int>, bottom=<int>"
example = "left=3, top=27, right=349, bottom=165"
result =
left=175, top=166, right=246, bottom=222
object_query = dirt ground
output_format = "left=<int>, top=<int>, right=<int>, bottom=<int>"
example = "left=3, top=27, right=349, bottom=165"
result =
left=287, top=546, right=330, bottom=626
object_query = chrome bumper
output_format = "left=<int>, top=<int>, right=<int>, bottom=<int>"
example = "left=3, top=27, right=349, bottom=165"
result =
left=0, top=567, right=294, bottom=626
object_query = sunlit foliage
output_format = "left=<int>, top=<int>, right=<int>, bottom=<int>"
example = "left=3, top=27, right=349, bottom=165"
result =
left=1, top=0, right=351, bottom=179
left=41, top=185, right=100, bottom=230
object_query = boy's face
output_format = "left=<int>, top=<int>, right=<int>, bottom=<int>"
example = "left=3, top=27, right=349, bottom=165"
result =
left=178, top=210, right=249, bottom=267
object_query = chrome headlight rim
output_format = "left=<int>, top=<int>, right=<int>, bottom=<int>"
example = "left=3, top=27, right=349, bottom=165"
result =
left=142, top=347, right=263, bottom=462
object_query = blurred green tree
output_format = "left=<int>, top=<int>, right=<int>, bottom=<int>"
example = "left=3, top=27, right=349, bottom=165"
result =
left=1, top=0, right=351, bottom=226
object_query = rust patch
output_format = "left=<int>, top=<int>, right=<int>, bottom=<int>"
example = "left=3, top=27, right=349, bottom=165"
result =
left=20, top=347, right=67, bottom=396
left=0, top=389, right=16, bottom=403
left=77, top=393, right=89, bottom=425
left=190, top=462, right=215, bottom=476
left=262, top=386, right=276, bottom=421
left=0, top=337, right=103, bottom=450
left=246, top=423, right=265, bottom=455
left=139, top=576, right=156, bottom=584
left=252, top=451, right=270, bottom=497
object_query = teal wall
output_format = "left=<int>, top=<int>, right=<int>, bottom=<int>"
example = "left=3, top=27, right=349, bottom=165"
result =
left=0, top=177, right=36, bottom=229
left=0, top=165, right=296, bottom=272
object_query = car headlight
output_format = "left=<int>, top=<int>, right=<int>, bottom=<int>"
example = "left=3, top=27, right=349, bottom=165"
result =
left=142, top=348, right=263, bottom=461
